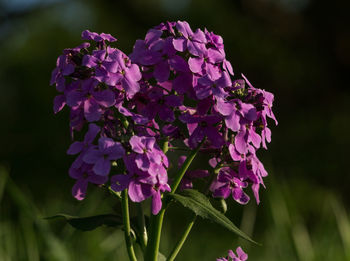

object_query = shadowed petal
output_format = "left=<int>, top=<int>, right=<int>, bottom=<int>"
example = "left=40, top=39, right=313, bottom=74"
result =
left=110, top=174, right=131, bottom=192
left=169, top=55, right=189, bottom=72
left=88, top=174, right=108, bottom=184
left=232, top=188, right=250, bottom=205
left=213, top=184, right=231, bottom=198
left=93, top=89, right=116, bottom=107
left=83, top=148, right=101, bottom=164
left=154, top=60, right=170, bottom=82
left=53, top=95, right=66, bottom=113
left=66, top=90, right=85, bottom=108
left=72, top=179, right=88, bottom=200
left=159, top=106, right=175, bottom=122
left=93, top=157, right=111, bottom=176
left=206, top=126, right=224, bottom=148
left=84, top=124, right=100, bottom=144
left=84, top=99, right=102, bottom=122
left=67, top=141, right=84, bottom=155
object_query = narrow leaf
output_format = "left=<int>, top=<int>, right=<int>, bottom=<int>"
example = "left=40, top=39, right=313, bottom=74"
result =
left=168, top=189, right=258, bottom=244
left=45, top=214, right=123, bottom=231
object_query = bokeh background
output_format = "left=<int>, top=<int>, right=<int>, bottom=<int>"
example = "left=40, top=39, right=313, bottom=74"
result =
left=1, top=0, right=350, bottom=260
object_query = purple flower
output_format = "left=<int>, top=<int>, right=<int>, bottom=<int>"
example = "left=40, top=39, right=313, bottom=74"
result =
left=66, top=78, right=116, bottom=122
left=234, top=121, right=261, bottom=154
left=50, top=54, right=75, bottom=90
left=129, top=135, right=164, bottom=171
left=110, top=153, right=171, bottom=214
left=53, top=94, right=66, bottom=114
left=196, top=71, right=231, bottom=100
left=83, top=137, right=125, bottom=175
left=81, top=30, right=117, bottom=43
left=148, top=163, right=171, bottom=214
left=67, top=123, right=100, bottom=169
left=210, top=167, right=250, bottom=205
left=111, top=154, right=153, bottom=201
left=111, top=172, right=153, bottom=202
left=142, top=88, right=183, bottom=122
left=52, top=25, right=277, bottom=213
left=215, top=98, right=257, bottom=132
left=242, top=73, right=277, bottom=125
left=69, top=163, right=108, bottom=200
left=129, top=38, right=162, bottom=66
left=217, top=247, right=248, bottom=261
left=82, top=48, right=141, bottom=98
left=180, top=112, right=224, bottom=149
left=188, top=46, right=226, bottom=77
left=173, top=21, right=207, bottom=56
left=107, top=51, right=142, bottom=98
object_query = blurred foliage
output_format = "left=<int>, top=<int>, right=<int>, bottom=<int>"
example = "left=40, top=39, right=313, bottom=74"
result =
left=0, top=0, right=349, bottom=260
left=1, top=166, right=350, bottom=260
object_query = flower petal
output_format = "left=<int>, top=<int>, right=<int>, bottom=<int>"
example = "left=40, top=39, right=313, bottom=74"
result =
left=154, top=60, right=170, bottom=83
left=93, top=158, right=111, bottom=176
left=84, top=99, right=102, bottom=122
left=67, top=141, right=84, bottom=155
left=72, top=179, right=88, bottom=200
left=188, top=57, right=204, bottom=74
left=151, top=191, right=162, bottom=215
left=53, top=95, right=66, bottom=114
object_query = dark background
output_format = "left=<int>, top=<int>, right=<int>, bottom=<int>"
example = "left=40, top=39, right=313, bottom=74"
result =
left=0, top=0, right=349, bottom=260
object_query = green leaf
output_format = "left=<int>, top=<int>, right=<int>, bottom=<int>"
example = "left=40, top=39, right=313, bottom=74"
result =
left=45, top=214, right=123, bottom=231
left=167, top=189, right=258, bottom=244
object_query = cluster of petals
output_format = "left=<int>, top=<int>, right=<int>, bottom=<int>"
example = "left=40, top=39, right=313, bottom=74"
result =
left=51, top=21, right=277, bottom=213
left=110, top=137, right=170, bottom=215
left=217, top=247, right=248, bottom=261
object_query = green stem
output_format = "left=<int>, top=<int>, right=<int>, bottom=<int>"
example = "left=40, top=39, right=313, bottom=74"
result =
left=166, top=166, right=220, bottom=260
left=166, top=214, right=197, bottom=261
left=144, top=140, right=204, bottom=261
left=144, top=209, right=166, bottom=261
left=121, top=189, right=137, bottom=261
left=161, top=138, right=169, bottom=154
left=137, top=203, right=148, bottom=252
left=170, top=139, right=205, bottom=194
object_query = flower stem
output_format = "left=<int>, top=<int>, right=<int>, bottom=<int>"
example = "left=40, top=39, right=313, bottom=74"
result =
left=144, top=140, right=204, bottom=261
left=166, top=166, right=219, bottom=260
left=170, top=139, right=205, bottom=194
left=166, top=214, right=197, bottom=261
left=121, top=189, right=137, bottom=261
left=144, top=208, right=166, bottom=261
left=137, top=203, right=148, bottom=252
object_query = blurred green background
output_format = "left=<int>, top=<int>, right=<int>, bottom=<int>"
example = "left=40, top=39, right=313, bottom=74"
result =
left=1, top=0, right=349, bottom=260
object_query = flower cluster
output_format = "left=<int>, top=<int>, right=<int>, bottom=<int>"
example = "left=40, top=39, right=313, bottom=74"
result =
left=51, top=21, right=276, bottom=215
left=217, top=247, right=248, bottom=261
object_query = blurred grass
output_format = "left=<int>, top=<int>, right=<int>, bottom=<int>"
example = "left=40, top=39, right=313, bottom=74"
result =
left=1, top=165, right=349, bottom=260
